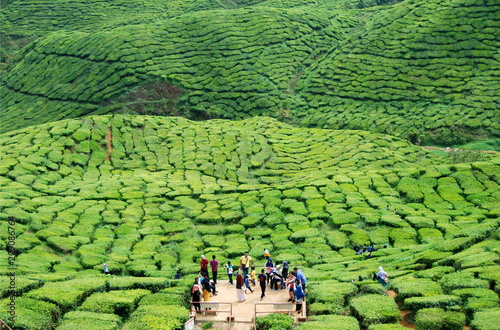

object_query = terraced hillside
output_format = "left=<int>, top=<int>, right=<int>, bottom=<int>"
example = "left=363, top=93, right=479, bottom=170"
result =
left=1, top=116, right=499, bottom=329
left=1, top=0, right=499, bottom=141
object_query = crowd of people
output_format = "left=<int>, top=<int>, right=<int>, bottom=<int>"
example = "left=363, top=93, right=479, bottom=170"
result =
left=190, top=249, right=389, bottom=313
left=190, top=250, right=308, bottom=313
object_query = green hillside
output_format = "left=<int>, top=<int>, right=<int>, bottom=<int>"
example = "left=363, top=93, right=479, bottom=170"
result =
left=1, top=0, right=498, bottom=141
left=0, top=0, right=499, bottom=328
left=1, top=115, right=499, bottom=329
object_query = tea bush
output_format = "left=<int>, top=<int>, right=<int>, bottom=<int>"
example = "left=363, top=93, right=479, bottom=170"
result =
left=255, top=313, right=294, bottom=330
left=299, top=315, right=360, bottom=330
left=350, top=294, right=400, bottom=327
left=415, top=308, right=465, bottom=330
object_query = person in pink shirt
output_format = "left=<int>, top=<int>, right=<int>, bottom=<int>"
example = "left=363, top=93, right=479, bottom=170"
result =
left=210, top=255, right=219, bottom=284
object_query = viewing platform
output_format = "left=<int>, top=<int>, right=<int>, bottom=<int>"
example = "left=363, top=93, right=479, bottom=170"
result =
left=188, top=280, right=307, bottom=330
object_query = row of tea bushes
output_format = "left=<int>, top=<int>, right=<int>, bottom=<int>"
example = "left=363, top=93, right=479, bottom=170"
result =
left=3, top=0, right=498, bottom=141
left=1, top=0, right=224, bottom=36
left=0, top=275, right=189, bottom=330
left=1, top=7, right=354, bottom=133
left=296, top=0, right=500, bottom=138
left=0, top=115, right=498, bottom=328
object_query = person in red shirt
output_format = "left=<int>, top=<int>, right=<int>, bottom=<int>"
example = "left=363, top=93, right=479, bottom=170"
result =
left=200, top=255, right=209, bottom=277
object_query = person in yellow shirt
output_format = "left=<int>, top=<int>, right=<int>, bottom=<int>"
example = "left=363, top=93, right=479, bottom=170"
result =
left=239, top=252, right=254, bottom=276
left=250, top=266, right=257, bottom=286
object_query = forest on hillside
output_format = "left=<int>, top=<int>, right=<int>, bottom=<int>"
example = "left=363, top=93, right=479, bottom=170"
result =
left=0, top=0, right=499, bottom=329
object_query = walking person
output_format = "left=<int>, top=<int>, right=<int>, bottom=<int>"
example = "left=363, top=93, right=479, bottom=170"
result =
left=244, top=274, right=254, bottom=293
left=210, top=255, right=219, bottom=284
left=225, top=261, right=234, bottom=284
left=236, top=272, right=246, bottom=302
left=239, top=252, right=254, bottom=277
left=258, top=268, right=267, bottom=300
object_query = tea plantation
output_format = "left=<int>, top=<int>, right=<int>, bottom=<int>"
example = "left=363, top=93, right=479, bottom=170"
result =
left=0, top=115, right=499, bottom=329
left=1, top=0, right=499, bottom=142
left=1, top=0, right=499, bottom=329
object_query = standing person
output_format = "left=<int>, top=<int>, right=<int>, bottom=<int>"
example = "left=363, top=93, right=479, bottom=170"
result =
left=281, top=261, right=289, bottom=288
left=239, top=252, right=254, bottom=277
left=293, top=267, right=307, bottom=291
left=244, top=274, right=254, bottom=293
left=103, top=263, right=110, bottom=275
left=250, top=266, right=257, bottom=286
left=377, top=266, right=389, bottom=287
left=225, top=261, right=234, bottom=284
left=201, top=275, right=211, bottom=302
left=286, top=272, right=297, bottom=302
left=258, top=268, right=267, bottom=300
left=200, top=255, right=209, bottom=278
left=191, top=278, right=201, bottom=312
left=236, top=273, right=246, bottom=302
left=294, top=284, right=305, bottom=313
left=265, top=258, right=274, bottom=285
left=210, top=255, right=219, bottom=284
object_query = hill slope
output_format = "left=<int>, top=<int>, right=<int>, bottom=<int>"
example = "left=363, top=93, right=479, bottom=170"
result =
left=0, top=116, right=499, bottom=328
left=1, top=0, right=498, bottom=140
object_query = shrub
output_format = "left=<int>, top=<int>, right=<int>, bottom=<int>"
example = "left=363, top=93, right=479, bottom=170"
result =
left=368, top=325, right=407, bottom=330
left=0, top=297, right=59, bottom=330
left=308, top=281, right=357, bottom=314
left=439, top=272, right=489, bottom=292
left=391, top=278, right=443, bottom=303
left=413, top=266, right=455, bottom=281
left=107, top=277, right=170, bottom=293
left=300, top=315, right=360, bottom=330
left=403, top=295, right=462, bottom=311
left=122, top=305, right=189, bottom=330
left=350, top=294, right=400, bottom=327
left=57, top=311, right=121, bottom=330
left=415, top=308, right=465, bottom=330
left=255, top=313, right=294, bottom=330
left=79, top=289, right=150, bottom=316
left=470, top=308, right=500, bottom=330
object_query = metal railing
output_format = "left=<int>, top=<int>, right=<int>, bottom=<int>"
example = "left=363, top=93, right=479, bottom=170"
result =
left=0, top=319, right=12, bottom=330
left=190, top=301, right=233, bottom=329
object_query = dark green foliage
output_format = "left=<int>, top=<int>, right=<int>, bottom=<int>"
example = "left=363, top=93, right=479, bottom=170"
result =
left=470, top=308, right=500, bottom=330
left=350, top=294, right=401, bottom=327
left=0, top=297, right=59, bottom=330
left=299, top=315, right=360, bottom=330
left=403, top=295, right=462, bottom=312
left=255, top=313, right=295, bottom=330
left=415, top=308, right=465, bottom=330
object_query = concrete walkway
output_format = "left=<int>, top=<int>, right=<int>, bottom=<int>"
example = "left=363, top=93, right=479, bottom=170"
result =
left=190, top=279, right=306, bottom=330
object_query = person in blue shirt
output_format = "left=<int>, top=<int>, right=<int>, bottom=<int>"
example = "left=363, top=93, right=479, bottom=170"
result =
left=244, top=274, right=254, bottom=293
left=294, top=284, right=305, bottom=312
left=293, top=267, right=307, bottom=291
